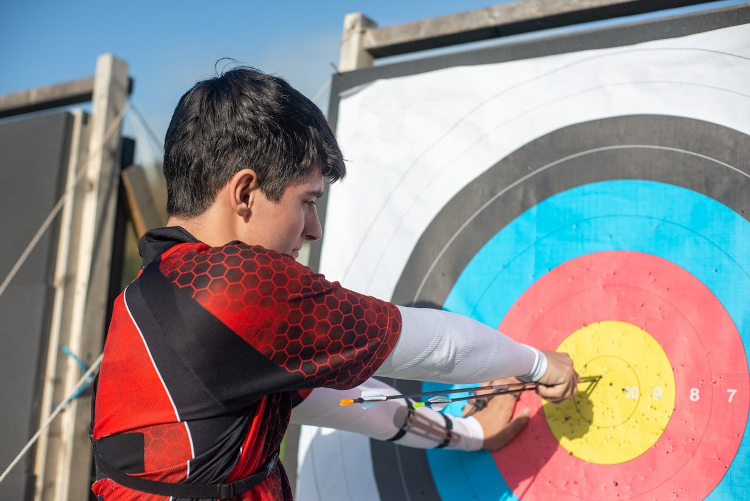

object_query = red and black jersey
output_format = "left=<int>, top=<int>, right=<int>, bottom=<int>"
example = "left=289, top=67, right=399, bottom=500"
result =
left=91, top=227, right=402, bottom=500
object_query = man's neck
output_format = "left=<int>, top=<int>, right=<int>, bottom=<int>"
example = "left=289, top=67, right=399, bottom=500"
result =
left=167, top=206, right=236, bottom=247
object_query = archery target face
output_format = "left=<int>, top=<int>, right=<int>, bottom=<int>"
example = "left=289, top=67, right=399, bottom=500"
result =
left=301, top=14, right=750, bottom=501
left=391, top=118, right=750, bottom=500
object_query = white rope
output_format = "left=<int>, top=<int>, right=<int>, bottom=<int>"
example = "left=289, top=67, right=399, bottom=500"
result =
left=129, top=102, right=165, bottom=155
left=312, top=77, right=332, bottom=105
left=0, top=100, right=131, bottom=301
left=0, top=353, right=103, bottom=484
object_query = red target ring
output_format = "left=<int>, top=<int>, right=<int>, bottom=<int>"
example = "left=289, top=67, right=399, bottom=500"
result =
left=495, top=251, right=748, bottom=499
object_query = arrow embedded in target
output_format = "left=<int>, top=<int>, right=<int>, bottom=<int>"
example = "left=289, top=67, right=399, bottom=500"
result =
left=340, top=376, right=601, bottom=410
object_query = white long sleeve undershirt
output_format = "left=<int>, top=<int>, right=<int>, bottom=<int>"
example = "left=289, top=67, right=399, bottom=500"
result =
left=375, top=306, right=547, bottom=384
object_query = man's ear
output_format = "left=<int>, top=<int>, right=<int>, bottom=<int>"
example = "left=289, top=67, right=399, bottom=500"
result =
left=229, top=168, right=260, bottom=218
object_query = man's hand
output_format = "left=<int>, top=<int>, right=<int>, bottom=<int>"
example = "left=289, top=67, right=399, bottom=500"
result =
left=535, top=350, right=579, bottom=403
left=463, top=378, right=531, bottom=451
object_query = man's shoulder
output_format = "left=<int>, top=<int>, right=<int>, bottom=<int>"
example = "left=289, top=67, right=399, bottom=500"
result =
left=151, top=240, right=333, bottom=302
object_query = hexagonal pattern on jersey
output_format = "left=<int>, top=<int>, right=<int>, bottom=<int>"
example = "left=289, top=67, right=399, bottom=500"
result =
left=142, top=423, right=192, bottom=481
left=159, top=243, right=402, bottom=387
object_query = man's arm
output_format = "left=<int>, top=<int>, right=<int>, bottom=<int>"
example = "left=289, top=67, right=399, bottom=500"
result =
left=292, top=379, right=484, bottom=451
left=292, top=377, right=534, bottom=451
left=375, top=306, right=578, bottom=403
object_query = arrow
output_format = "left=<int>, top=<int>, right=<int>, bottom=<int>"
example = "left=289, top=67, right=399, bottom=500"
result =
left=414, top=387, right=538, bottom=411
left=340, top=375, right=601, bottom=409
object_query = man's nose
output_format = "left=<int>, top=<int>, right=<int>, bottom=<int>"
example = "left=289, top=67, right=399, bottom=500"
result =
left=305, top=208, right=323, bottom=241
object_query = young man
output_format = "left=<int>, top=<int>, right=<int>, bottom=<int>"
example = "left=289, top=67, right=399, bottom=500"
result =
left=90, top=67, right=578, bottom=500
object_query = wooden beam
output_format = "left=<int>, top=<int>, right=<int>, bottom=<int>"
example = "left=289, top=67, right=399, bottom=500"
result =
left=0, top=77, right=94, bottom=119
left=360, top=0, right=720, bottom=59
left=0, top=76, right=133, bottom=119
left=121, top=164, right=164, bottom=238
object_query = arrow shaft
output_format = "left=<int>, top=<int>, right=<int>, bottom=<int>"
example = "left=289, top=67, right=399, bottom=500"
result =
left=384, top=382, right=527, bottom=401
left=440, top=386, right=537, bottom=404
left=384, top=375, right=600, bottom=402
left=415, top=387, right=539, bottom=409
left=347, top=375, right=601, bottom=406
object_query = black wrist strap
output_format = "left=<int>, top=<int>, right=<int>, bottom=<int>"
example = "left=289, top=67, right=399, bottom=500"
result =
left=435, top=413, right=454, bottom=449
left=387, top=399, right=415, bottom=442
left=92, top=438, right=278, bottom=500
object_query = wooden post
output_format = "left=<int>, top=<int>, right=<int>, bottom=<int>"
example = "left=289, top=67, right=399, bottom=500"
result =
left=34, top=53, right=129, bottom=501
left=32, top=108, right=90, bottom=501
left=339, top=13, right=377, bottom=72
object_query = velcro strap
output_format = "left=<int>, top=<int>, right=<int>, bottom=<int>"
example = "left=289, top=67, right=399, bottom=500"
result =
left=434, top=413, right=453, bottom=449
left=387, top=399, right=414, bottom=442
left=92, top=437, right=278, bottom=500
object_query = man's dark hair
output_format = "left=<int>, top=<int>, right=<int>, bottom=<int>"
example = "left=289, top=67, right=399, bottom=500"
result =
left=163, top=66, right=346, bottom=217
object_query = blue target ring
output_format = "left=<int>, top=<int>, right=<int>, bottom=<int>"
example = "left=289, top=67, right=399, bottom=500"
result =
left=424, top=180, right=750, bottom=500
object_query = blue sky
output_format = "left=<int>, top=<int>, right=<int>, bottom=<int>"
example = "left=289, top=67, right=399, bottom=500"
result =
left=0, top=1, right=742, bottom=167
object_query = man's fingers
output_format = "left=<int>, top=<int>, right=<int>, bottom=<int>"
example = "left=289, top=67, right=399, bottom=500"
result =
left=536, top=379, right=579, bottom=403
left=536, top=350, right=580, bottom=404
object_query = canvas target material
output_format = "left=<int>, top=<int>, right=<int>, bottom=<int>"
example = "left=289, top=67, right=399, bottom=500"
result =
left=298, top=8, right=750, bottom=501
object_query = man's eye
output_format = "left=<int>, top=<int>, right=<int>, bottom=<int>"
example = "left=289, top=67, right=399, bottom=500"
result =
left=306, top=199, right=317, bottom=206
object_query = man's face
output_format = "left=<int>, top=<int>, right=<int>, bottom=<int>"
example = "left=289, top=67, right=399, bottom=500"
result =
left=243, top=169, right=324, bottom=260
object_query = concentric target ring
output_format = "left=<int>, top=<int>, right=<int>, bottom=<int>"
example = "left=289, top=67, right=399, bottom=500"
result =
left=493, top=250, right=739, bottom=498
left=373, top=116, right=750, bottom=501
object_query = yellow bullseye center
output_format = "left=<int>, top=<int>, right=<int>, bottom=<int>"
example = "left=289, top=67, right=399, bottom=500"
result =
left=543, top=321, right=675, bottom=464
